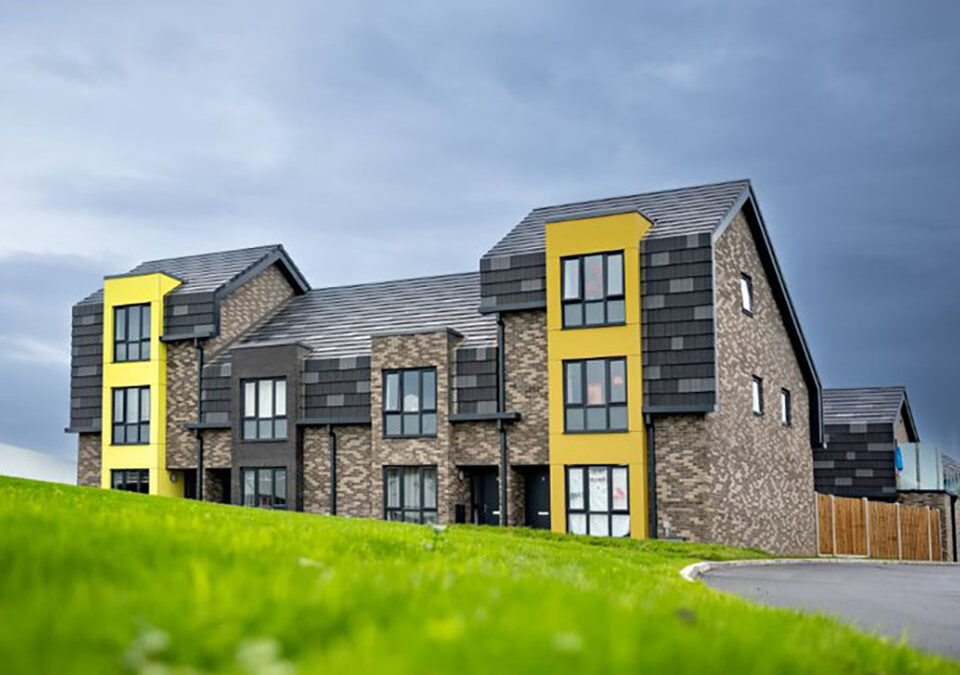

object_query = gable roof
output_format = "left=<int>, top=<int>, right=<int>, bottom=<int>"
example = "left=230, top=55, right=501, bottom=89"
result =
left=237, top=271, right=497, bottom=358
left=823, top=386, right=919, bottom=440
left=77, top=244, right=310, bottom=305
left=483, top=179, right=750, bottom=259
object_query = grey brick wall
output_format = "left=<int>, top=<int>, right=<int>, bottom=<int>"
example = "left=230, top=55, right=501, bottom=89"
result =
left=453, top=347, right=498, bottom=415
left=163, top=292, right=216, bottom=340
left=77, top=433, right=101, bottom=487
left=69, top=302, right=103, bottom=431
left=302, top=356, right=371, bottom=422
left=479, top=252, right=546, bottom=312
left=816, top=423, right=897, bottom=498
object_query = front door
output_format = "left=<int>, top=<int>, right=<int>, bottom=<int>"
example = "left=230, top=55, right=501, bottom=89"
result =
left=471, top=468, right=500, bottom=525
left=525, top=467, right=551, bottom=529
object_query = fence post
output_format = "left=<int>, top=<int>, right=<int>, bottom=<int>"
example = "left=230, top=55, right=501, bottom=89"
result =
left=814, top=493, right=821, bottom=556
left=863, top=497, right=871, bottom=558
left=830, top=494, right=837, bottom=556
left=928, top=507, right=934, bottom=561
left=896, top=502, right=903, bottom=560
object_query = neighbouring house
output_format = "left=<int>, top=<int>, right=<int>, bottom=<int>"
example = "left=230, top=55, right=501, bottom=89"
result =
left=819, top=386, right=958, bottom=561
left=66, top=179, right=822, bottom=555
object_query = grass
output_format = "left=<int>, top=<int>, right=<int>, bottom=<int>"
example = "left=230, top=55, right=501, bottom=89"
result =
left=0, top=476, right=955, bottom=674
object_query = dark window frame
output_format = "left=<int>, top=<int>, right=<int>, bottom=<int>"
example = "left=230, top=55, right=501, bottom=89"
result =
left=563, top=357, right=628, bottom=433
left=382, top=368, right=438, bottom=438
left=113, top=303, right=151, bottom=362
left=112, top=386, right=150, bottom=445
left=561, top=250, right=626, bottom=329
left=383, top=465, right=438, bottom=523
left=780, top=388, right=792, bottom=426
left=241, top=378, right=288, bottom=441
left=752, top=376, right=764, bottom=416
left=240, top=467, right=288, bottom=509
left=565, top=465, right=630, bottom=537
left=111, top=469, right=149, bottom=493
left=740, top=273, right=753, bottom=316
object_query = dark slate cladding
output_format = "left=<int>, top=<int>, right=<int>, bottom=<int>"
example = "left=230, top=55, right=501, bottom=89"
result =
left=478, top=252, right=546, bottom=313
left=454, top=346, right=498, bottom=415
left=302, top=356, right=372, bottom=422
left=69, top=301, right=104, bottom=431
left=640, top=233, right=716, bottom=411
left=163, top=291, right=217, bottom=339
left=815, top=422, right=898, bottom=499
left=200, top=355, right=232, bottom=425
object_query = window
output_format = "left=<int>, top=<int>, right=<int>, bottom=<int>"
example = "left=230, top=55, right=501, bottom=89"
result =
left=241, top=468, right=287, bottom=509
left=384, top=466, right=438, bottom=523
left=561, top=251, right=625, bottom=328
left=566, top=466, right=629, bottom=537
left=114, top=304, right=151, bottom=362
left=383, top=368, right=437, bottom=437
left=740, top=273, right=753, bottom=315
left=112, top=386, right=150, bottom=445
left=564, top=357, right=628, bottom=432
left=780, top=388, right=792, bottom=426
left=111, top=469, right=149, bottom=493
left=752, top=377, right=764, bottom=416
left=242, top=378, right=287, bottom=440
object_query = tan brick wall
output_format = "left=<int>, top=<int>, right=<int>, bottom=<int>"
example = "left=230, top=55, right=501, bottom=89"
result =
left=704, top=210, right=817, bottom=555
left=77, top=433, right=101, bottom=487
left=899, top=492, right=956, bottom=562
left=503, top=311, right=549, bottom=465
left=166, top=264, right=294, bottom=470
left=205, top=263, right=294, bottom=357
left=370, top=331, right=459, bottom=523
left=202, top=429, right=231, bottom=469
left=653, top=415, right=711, bottom=541
left=303, top=425, right=374, bottom=518
left=451, top=421, right=500, bottom=465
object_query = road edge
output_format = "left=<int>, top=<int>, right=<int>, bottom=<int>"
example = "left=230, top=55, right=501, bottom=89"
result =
left=680, top=557, right=957, bottom=582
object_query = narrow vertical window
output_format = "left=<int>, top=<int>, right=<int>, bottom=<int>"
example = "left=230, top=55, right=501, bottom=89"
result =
left=752, top=377, right=764, bottom=415
left=780, top=388, right=792, bottom=426
left=383, top=368, right=437, bottom=438
left=112, top=386, right=150, bottom=445
left=740, top=273, right=753, bottom=315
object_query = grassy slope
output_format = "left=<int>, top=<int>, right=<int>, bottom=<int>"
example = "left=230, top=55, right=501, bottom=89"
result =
left=0, top=477, right=955, bottom=674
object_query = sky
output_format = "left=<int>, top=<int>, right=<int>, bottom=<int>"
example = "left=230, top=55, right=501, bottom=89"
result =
left=0, top=0, right=958, bottom=461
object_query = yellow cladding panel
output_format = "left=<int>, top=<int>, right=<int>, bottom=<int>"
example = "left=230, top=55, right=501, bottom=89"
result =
left=100, top=272, right=183, bottom=497
left=545, top=211, right=652, bottom=539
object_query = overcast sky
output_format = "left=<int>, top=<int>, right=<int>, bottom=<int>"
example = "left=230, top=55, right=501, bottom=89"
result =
left=1, top=0, right=958, bottom=461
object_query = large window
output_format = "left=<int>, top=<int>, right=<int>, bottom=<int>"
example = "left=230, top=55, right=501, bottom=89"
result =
left=242, top=378, right=287, bottom=441
left=384, top=466, right=438, bottom=523
left=752, top=376, right=764, bottom=416
left=561, top=251, right=625, bottom=328
left=111, top=469, right=149, bottom=493
left=241, top=468, right=287, bottom=509
left=112, top=386, right=150, bottom=445
left=383, top=368, right=437, bottom=437
left=566, top=466, right=629, bottom=537
left=563, top=357, right=628, bottom=432
left=780, top=388, right=792, bottom=426
left=114, top=304, right=151, bottom=362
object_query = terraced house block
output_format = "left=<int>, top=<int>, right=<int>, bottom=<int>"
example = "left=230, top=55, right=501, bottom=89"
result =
left=67, top=180, right=825, bottom=555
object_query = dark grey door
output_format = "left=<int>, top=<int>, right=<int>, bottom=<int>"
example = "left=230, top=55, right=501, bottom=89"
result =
left=471, top=468, right=500, bottom=526
left=525, top=467, right=550, bottom=529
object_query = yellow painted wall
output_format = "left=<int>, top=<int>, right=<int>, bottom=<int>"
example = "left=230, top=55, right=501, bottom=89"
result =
left=100, top=273, right=184, bottom=497
left=545, top=212, right=652, bottom=538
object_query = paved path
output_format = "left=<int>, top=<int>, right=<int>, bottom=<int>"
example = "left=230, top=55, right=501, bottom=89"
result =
left=703, top=562, right=960, bottom=659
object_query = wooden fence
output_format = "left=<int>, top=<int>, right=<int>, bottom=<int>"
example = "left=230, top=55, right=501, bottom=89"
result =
left=817, top=493, right=942, bottom=561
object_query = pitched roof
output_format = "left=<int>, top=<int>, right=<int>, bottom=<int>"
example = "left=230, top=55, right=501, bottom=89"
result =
left=823, top=387, right=919, bottom=440
left=237, top=271, right=497, bottom=358
left=483, top=179, right=751, bottom=259
left=78, top=244, right=309, bottom=304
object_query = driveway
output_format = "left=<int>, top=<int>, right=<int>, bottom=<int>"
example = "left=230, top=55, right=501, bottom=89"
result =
left=702, top=562, right=960, bottom=659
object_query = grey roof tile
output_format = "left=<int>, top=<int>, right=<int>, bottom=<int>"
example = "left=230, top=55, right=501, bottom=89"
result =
left=483, top=179, right=750, bottom=259
left=823, top=387, right=909, bottom=427
left=238, top=272, right=496, bottom=358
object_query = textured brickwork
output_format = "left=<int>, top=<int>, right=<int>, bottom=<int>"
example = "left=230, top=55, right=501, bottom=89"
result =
left=205, top=263, right=294, bottom=357
left=451, top=422, right=500, bottom=465
left=202, top=429, right=231, bottom=468
left=899, top=492, right=957, bottom=562
left=653, top=415, right=711, bottom=541
left=502, top=311, right=549, bottom=464
left=705, top=211, right=816, bottom=555
left=302, top=425, right=374, bottom=517
left=166, top=341, right=199, bottom=469
left=302, top=427, right=331, bottom=514
left=370, top=331, right=459, bottom=522
left=77, top=433, right=101, bottom=487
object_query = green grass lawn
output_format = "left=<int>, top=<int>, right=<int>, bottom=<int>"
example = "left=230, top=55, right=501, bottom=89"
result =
left=0, top=476, right=955, bottom=674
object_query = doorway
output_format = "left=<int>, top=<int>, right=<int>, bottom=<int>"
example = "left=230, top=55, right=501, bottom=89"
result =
left=524, top=466, right=550, bottom=529
left=470, top=467, right=500, bottom=525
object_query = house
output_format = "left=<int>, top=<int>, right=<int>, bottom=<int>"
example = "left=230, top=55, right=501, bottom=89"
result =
left=67, top=179, right=822, bottom=555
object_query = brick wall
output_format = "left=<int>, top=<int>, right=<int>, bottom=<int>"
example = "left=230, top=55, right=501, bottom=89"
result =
left=302, top=425, right=374, bottom=517
left=502, top=311, right=549, bottom=464
left=653, top=415, right=711, bottom=541
left=205, top=263, right=294, bottom=357
left=77, top=433, right=101, bottom=487
left=705, top=210, right=817, bottom=555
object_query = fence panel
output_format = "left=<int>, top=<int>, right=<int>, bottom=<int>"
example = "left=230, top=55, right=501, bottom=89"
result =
left=931, top=510, right=942, bottom=562
left=868, top=501, right=899, bottom=559
left=817, top=494, right=833, bottom=555
left=900, top=506, right=928, bottom=560
left=834, top=496, right=867, bottom=556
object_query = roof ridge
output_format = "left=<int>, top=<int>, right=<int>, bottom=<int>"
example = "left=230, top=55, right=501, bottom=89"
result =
left=305, top=270, right=479, bottom=294
left=824, top=386, right=906, bottom=393
left=136, top=243, right=280, bottom=267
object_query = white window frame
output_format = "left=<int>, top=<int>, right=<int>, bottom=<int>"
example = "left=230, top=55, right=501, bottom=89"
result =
left=780, top=388, right=792, bottom=426
left=752, top=376, right=764, bottom=416
left=740, top=273, right=753, bottom=315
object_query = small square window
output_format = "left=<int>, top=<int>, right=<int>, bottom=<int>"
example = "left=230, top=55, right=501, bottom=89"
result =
left=740, top=274, right=753, bottom=315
